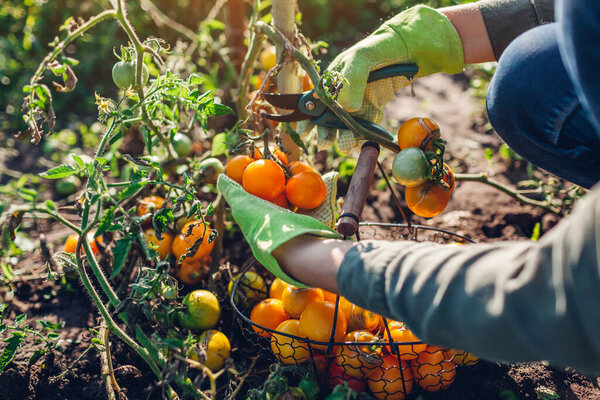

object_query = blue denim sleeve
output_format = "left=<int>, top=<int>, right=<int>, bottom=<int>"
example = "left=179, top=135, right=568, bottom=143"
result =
left=337, top=185, right=600, bottom=375
left=479, top=0, right=555, bottom=59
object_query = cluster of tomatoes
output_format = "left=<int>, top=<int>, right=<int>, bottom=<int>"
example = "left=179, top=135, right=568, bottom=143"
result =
left=232, top=271, right=478, bottom=399
left=225, top=147, right=327, bottom=210
left=392, top=118, right=455, bottom=218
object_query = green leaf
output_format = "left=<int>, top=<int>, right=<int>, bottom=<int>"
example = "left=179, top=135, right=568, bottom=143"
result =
left=14, top=314, right=26, bottom=326
left=91, top=338, right=104, bottom=347
left=41, top=165, right=76, bottom=179
left=0, top=304, right=7, bottom=318
left=118, top=182, right=147, bottom=202
left=484, top=148, right=494, bottom=161
left=285, top=123, right=308, bottom=154
left=204, top=103, right=233, bottom=117
left=45, top=200, right=56, bottom=211
left=530, top=222, right=541, bottom=242
left=153, top=208, right=174, bottom=234
left=187, top=74, right=204, bottom=85
left=96, top=207, right=116, bottom=237
left=111, top=237, right=133, bottom=279
left=211, top=132, right=228, bottom=156
left=535, top=386, right=560, bottom=400
left=0, top=334, right=25, bottom=374
left=28, top=349, right=45, bottom=367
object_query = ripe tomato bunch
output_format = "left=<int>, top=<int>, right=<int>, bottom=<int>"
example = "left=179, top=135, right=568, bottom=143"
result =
left=392, top=118, right=455, bottom=218
left=241, top=276, right=479, bottom=399
left=226, top=147, right=327, bottom=210
left=137, top=196, right=214, bottom=285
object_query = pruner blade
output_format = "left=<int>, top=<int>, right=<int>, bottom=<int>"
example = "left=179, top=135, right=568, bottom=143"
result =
left=261, top=92, right=312, bottom=122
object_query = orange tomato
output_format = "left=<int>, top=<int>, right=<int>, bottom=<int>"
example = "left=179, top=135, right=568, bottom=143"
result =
left=323, top=290, right=338, bottom=303
left=368, top=355, right=414, bottom=400
left=299, top=301, right=347, bottom=351
left=271, top=191, right=290, bottom=208
left=144, top=229, right=173, bottom=260
left=175, top=256, right=210, bottom=285
left=271, top=319, right=310, bottom=365
left=335, top=330, right=382, bottom=378
left=64, top=232, right=102, bottom=255
left=405, top=180, right=451, bottom=218
left=253, top=146, right=289, bottom=166
left=242, top=159, right=286, bottom=201
left=269, top=278, right=289, bottom=300
left=285, top=171, right=327, bottom=210
left=444, top=348, right=479, bottom=366
left=339, top=298, right=381, bottom=332
left=382, top=322, right=426, bottom=361
left=288, top=161, right=316, bottom=175
left=250, top=298, right=290, bottom=338
left=301, top=72, right=313, bottom=91
left=172, top=221, right=215, bottom=262
left=137, top=196, right=166, bottom=217
left=411, top=346, right=456, bottom=391
left=281, top=286, right=324, bottom=318
left=397, top=117, right=440, bottom=151
left=226, top=155, right=254, bottom=185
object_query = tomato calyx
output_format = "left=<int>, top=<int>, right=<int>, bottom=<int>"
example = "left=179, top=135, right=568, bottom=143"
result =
left=417, top=117, right=441, bottom=150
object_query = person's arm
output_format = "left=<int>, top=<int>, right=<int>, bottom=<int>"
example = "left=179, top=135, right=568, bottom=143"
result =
left=439, top=3, right=495, bottom=64
left=273, top=185, right=600, bottom=375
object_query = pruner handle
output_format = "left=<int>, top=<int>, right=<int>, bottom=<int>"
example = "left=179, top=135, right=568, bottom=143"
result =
left=337, top=141, right=380, bottom=237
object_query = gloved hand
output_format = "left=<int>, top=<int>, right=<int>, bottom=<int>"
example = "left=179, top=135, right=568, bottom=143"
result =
left=328, top=5, right=464, bottom=124
left=217, top=174, right=342, bottom=287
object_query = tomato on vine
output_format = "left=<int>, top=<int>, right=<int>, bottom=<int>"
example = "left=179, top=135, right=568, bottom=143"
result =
left=392, top=147, right=431, bottom=187
left=226, top=155, right=254, bottom=184
left=285, top=170, right=327, bottom=210
left=242, top=159, right=286, bottom=201
left=398, top=117, right=440, bottom=151
left=112, top=60, right=149, bottom=90
left=172, top=132, right=192, bottom=158
left=405, top=164, right=454, bottom=218
left=172, top=221, right=215, bottom=262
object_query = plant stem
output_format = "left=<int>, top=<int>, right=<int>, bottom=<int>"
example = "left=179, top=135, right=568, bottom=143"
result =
left=253, top=21, right=401, bottom=152
left=236, top=0, right=265, bottom=117
left=454, top=172, right=561, bottom=214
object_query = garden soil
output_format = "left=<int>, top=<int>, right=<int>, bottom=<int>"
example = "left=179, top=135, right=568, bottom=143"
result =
left=1, top=73, right=599, bottom=399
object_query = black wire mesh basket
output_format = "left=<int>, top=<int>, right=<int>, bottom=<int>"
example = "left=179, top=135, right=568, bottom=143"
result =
left=230, top=225, right=479, bottom=399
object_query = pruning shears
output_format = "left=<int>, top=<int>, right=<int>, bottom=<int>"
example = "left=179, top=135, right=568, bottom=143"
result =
left=262, top=63, right=418, bottom=142
left=262, top=63, right=419, bottom=238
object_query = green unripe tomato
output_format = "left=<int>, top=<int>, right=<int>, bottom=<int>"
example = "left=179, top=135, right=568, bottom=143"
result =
left=391, top=147, right=430, bottom=187
left=172, top=133, right=192, bottom=158
left=197, top=157, right=224, bottom=184
left=55, top=176, right=81, bottom=196
left=112, top=61, right=149, bottom=90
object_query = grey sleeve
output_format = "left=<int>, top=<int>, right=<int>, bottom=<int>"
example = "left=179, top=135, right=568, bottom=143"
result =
left=478, top=0, right=555, bottom=59
left=337, top=185, right=600, bottom=375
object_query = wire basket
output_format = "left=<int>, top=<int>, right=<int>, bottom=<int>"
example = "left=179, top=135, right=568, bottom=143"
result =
left=230, top=240, right=478, bottom=399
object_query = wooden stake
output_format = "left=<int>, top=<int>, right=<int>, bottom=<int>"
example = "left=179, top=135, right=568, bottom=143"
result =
left=272, top=0, right=300, bottom=161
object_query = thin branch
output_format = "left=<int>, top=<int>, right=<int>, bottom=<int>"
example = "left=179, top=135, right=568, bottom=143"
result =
left=454, top=172, right=561, bottom=214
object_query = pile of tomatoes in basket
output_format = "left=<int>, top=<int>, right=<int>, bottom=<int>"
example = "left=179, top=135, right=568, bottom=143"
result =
left=225, top=146, right=327, bottom=210
left=240, top=273, right=479, bottom=399
left=392, top=118, right=455, bottom=218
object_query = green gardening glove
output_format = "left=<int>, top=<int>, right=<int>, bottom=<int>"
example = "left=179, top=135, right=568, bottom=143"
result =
left=217, top=174, right=342, bottom=288
left=329, top=5, right=464, bottom=124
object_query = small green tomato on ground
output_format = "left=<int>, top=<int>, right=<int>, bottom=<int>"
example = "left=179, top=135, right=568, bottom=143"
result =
left=391, top=147, right=431, bottom=187
left=112, top=60, right=149, bottom=90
